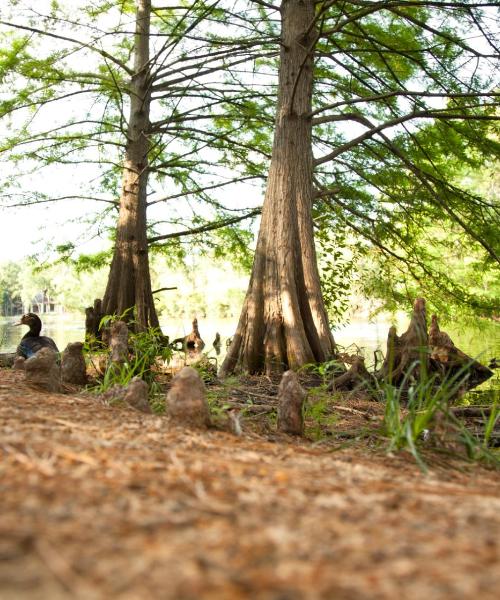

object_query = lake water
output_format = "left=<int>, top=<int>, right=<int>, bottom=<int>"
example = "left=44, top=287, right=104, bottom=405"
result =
left=1, top=312, right=498, bottom=392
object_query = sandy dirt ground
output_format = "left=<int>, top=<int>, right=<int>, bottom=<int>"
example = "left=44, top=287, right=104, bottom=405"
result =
left=1, top=368, right=500, bottom=600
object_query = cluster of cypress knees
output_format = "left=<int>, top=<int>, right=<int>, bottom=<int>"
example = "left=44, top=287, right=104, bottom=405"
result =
left=10, top=300, right=496, bottom=438
left=11, top=312, right=305, bottom=435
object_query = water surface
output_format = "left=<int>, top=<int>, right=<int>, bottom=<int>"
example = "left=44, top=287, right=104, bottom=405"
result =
left=1, top=314, right=86, bottom=354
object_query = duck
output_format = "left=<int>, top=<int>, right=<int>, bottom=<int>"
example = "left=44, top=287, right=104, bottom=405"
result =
left=14, top=313, right=59, bottom=359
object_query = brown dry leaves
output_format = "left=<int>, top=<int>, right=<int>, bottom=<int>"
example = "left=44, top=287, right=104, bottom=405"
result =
left=1, top=368, right=500, bottom=600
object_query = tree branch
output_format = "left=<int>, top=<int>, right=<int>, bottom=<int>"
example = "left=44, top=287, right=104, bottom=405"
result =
left=0, top=20, right=133, bottom=76
left=148, top=209, right=261, bottom=244
left=151, top=287, right=177, bottom=294
left=249, top=0, right=280, bottom=11
left=314, top=109, right=500, bottom=163
left=309, top=91, right=500, bottom=118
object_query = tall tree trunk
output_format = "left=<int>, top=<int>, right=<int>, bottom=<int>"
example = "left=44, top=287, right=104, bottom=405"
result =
left=102, top=0, right=158, bottom=331
left=220, top=0, right=336, bottom=376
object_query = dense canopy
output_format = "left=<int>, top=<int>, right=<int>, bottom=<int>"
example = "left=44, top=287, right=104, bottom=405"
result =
left=0, top=0, right=498, bottom=341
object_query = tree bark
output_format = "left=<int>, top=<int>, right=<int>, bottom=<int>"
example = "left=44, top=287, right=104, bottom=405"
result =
left=102, top=0, right=159, bottom=331
left=220, top=0, right=336, bottom=376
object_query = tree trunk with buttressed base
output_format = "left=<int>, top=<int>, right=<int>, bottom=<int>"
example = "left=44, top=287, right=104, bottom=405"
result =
left=220, top=0, right=336, bottom=376
left=102, top=0, right=159, bottom=332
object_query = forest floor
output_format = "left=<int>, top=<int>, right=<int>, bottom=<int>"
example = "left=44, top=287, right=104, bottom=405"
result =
left=1, top=367, right=500, bottom=600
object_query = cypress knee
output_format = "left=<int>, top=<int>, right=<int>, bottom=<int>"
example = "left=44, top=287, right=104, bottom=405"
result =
left=277, top=370, right=306, bottom=435
left=61, top=342, right=87, bottom=385
left=167, top=366, right=211, bottom=428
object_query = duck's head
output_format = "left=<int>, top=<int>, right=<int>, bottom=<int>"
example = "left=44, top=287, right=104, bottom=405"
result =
left=14, top=313, right=42, bottom=334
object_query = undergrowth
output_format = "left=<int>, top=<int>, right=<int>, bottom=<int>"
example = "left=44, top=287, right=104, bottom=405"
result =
left=84, top=311, right=172, bottom=408
left=378, top=360, right=499, bottom=471
left=299, top=356, right=499, bottom=469
left=206, top=376, right=237, bottom=418
left=304, top=387, right=339, bottom=440
left=79, top=312, right=498, bottom=467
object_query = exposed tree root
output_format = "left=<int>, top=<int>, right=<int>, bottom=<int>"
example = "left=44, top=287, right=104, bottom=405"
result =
left=330, top=298, right=493, bottom=400
left=328, top=357, right=375, bottom=392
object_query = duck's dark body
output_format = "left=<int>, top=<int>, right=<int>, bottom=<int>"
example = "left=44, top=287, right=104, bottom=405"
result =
left=15, top=313, right=59, bottom=359
left=17, top=334, right=59, bottom=359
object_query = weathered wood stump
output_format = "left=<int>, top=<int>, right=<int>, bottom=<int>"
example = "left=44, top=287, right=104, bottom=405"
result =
left=122, top=377, right=151, bottom=413
left=377, top=297, right=429, bottom=385
left=328, top=356, right=375, bottom=392
left=375, top=298, right=493, bottom=396
left=428, top=314, right=493, bottom=388
left=0, top=353, right=16, bottom=368
left=171, top=318, right=205, bottom=352
left=13, top=356, right=25, bottom=370
left=277, top=370, right=306, bottom=435
left=213, top=332, right=221, bottom=355
left=167, top=366, right=211, bottom=428
left=185, top=318, right=204, bottom=350
left=24, top=348, right=62, bottom=393
left=61, top=342, right=87, bottom=385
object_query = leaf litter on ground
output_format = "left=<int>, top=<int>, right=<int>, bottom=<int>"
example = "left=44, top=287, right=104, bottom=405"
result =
left=1, top=368, right=500, bottom=600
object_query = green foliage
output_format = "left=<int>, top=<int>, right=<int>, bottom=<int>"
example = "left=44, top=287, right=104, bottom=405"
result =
left=381, top=367, right=445, bottom=472
left=483, top=402, right=500, bottom=449
left=300, top=358, right=345, bottom=387
left=32, top=261, right=108, bottom=312
left=358, top=217, right=500, bottom=320
left=86, top=318, right=172, bottom=406
left=304, top=389, right=339, bottom=441
left=190, top=356, right=218, bottom=384
left=98, top=307, right=134, bottom=331
left=91, top=358, right=140, bottom=392
left=0, top=0, right=272, bottom=264
left=211, top=227, right=254, bottom=272
left=1, top=0, right=499, bottom=326
left=0, top=261, right=22, bottom=315
left=131, top=327, right=172, bottom=373
left=0, top=253, right=249, bottom=322
left=315, top=224, right=360, bottom=324
left=96, top=309, right=173, bottom=387
left=311, top=1, right=500, bottom=318
left=71, top=251, right=113, bottom=273
left=380, top=362, right=500, bottom=470
left=205, top=376, right=238, bottom=418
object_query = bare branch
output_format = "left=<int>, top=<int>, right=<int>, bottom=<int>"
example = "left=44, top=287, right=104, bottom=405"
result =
left=249, top=0, right=280, bottom=11
left=148, top=209, right=261, bottom=244
left=147, top=175, right=265, bottom=206
left=151, top=287, right=177, bottom=294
